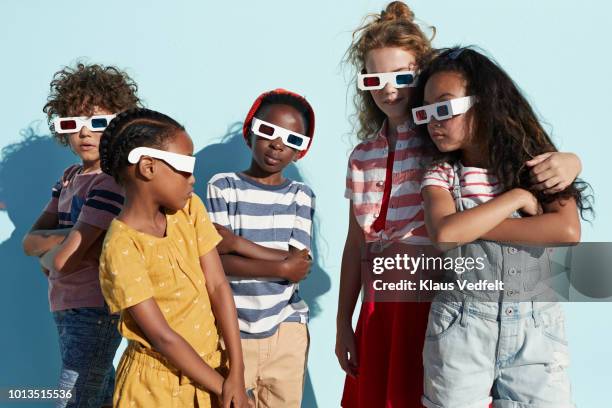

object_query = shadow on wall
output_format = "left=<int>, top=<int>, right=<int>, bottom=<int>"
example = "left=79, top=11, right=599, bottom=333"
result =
left=0, top=128, right=76, bottom=403
left=194, top=122, right=332, bottom=408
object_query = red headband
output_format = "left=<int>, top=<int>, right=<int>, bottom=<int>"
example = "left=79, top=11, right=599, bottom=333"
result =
left=242, top=88, right=315, bottom=159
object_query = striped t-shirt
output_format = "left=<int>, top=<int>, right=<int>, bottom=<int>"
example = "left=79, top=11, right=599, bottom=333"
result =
left=43, top=164, right=124, bottom=311
left=206, top=172, right=314, bottom=339
left=420, top=161, right=503, bottom=208
left=345, top=120, right=431, bottom=244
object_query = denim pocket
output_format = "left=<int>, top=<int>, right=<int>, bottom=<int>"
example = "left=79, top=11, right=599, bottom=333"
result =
left=540, top=305, right=568, bottom=346
left=425, top=301, right=463, bottom=341
left=523, top=265, right=542, bottom=292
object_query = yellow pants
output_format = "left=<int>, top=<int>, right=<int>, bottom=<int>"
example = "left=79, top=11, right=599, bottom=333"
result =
left=113, top=342, right=225, bottom=408
left=241, top=322, right=309, bottom=408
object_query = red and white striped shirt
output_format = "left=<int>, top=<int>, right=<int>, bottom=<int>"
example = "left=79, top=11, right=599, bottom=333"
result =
left=421, top=161, right=503, bottom=207
left=345, top=121, right=431, bottom=244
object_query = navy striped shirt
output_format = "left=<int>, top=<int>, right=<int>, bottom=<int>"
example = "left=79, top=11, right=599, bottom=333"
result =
left=206, top=172, right=314, bottom=339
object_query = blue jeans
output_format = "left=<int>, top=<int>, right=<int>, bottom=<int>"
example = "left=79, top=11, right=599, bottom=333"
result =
left=423, top=296, right=574, bottom=408
left=53, top=307, right=122, bottom=408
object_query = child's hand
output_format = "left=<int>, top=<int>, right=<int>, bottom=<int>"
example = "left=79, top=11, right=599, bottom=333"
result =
left=526, top=152, right=582, bottom=194
left=214, top=223, right=238, bottom=254
left=514, top=188, right=543, bottom=216
left=335, top=321, right=359, bottom=377
left=288, top=247, right=311, bottom=260
left=281, top=249, right=311, bottom=282
left=221, top=372, right=251, bottom=408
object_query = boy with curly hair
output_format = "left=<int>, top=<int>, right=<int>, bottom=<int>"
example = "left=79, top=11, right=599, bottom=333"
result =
left=22, top=63, right=141, bottom=408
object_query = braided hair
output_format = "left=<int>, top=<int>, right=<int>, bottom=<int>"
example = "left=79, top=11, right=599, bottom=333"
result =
left=99, top=108, right=185, bottom=184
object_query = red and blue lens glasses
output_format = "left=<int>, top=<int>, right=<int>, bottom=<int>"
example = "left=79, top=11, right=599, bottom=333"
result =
left=251, top=118, right=310, bottom=151
left=53, top=114, right=117, bottom=134
left=358, top=71, right=417, bottom=91
left=412, top=96, right=476, bottom=125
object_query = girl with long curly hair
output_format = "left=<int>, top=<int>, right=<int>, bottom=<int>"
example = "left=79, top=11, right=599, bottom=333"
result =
left=417, top=46, right=591, bottom=407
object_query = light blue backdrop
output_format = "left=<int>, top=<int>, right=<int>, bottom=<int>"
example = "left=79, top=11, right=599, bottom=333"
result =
left=1, top=1, right=609, bottom=406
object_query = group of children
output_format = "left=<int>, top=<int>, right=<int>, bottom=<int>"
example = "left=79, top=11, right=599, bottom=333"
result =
left=23, top=65, right=314, bottom=407
left=21, top=1, right=589, bottom=407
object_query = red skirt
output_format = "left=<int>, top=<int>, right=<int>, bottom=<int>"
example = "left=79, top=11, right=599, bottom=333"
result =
left=341, top=301, right=431, bottom=408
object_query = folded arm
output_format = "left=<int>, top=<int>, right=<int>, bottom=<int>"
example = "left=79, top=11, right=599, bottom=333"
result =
left=39, top=221, right=104, bottom=275
left=423, top=186, right=580, bottom=249
left=481, top=198, right=580, bottom=244
left=215, top=223, right=288, bottom=261
left=423, top=186, right=533, bottom=249
left=22, top=211, right=71, bottom=257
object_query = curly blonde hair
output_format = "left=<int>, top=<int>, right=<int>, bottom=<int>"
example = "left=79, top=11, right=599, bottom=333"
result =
left=345, top=1, right=435, bottom=141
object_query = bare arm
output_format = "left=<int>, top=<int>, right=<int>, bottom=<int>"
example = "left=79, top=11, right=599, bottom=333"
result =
left=219, top=254, right=283, bottom=278
left=208, top=183, right=288, bottom=261
left=474, top=152, right=582, bottom=244
left=218, top=249, right=310, bottom=283
left=336, top=203, right=364, bottom=326
left=335, top=202, right=364, bottom=376
left=22, top=211, right=71, bottom=256
left=481, top=198, right=580, bottom=244
left=214, top=219, right=311, bottom=282
left=39, top=221, right=104, bottom=275
left=200, top=249, right=250, bottom=408
left=127, top=298, right=225, bottom=396
left=214, top=223, right=288, bottom=261
left=422, top=186, right=537, bottom=250
left=233, top=236, right=288, bottom=260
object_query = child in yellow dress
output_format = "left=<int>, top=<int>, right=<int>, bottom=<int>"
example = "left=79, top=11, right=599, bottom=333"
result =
left=98, top=108, right=252, bottom=408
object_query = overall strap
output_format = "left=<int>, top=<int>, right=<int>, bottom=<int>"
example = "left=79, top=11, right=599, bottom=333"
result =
left=451, top=162, right=464, bottom=211
left=450, top=162, right=464, bottom=258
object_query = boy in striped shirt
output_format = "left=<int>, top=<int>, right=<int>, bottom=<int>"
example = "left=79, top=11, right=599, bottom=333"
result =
left=206, top=89, right=315, bottom=408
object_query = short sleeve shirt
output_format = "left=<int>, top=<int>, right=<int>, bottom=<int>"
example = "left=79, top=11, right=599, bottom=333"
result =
left=206, top=172, right=313, bottom=338
left=421, top=161, right=503, bottom=209
left=43, top=164, right=124, bottom=311
left=345, top=121, right=431, bottom=244
left=99, top=194, right=223, bottom=363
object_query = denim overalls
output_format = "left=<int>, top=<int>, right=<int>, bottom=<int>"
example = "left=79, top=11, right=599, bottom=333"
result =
left=422, top=163, right=575, bottom=408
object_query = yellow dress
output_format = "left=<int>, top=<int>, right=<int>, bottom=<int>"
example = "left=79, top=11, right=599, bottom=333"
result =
left=99, top=194, right=225, bottom=407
